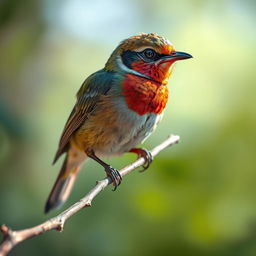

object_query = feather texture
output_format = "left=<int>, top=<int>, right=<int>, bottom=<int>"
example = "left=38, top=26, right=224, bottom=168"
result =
left=122, top=74, right=168, bottom=115
left=53, top=70, right=114, bottom=163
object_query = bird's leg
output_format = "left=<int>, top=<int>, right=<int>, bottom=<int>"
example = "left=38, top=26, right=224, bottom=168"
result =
left=129, top=148, right=153, bottom=172
left=85, top=149, right=122, bottom=191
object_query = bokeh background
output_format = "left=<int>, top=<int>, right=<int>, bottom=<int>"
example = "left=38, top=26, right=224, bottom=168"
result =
left=0, top=0, right=256, bottom=255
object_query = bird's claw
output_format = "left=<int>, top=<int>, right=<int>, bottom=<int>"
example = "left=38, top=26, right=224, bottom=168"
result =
left=130, top=148, right=153, bottom=172
left=105, top=165, right=122, bottom=191
left=138, top=148, right=153, bottom=172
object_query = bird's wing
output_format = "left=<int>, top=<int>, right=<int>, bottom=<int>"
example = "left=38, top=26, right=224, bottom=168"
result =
left=53, top=70, right=114, bottom=163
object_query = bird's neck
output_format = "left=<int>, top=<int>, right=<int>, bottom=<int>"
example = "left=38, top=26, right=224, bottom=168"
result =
left=131, top=60, right=175, bottom=85
left=122, top=74, right=169, bottom=116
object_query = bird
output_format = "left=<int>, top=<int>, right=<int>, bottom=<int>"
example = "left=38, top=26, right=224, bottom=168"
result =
left=45, top=33, right=192, bottom=213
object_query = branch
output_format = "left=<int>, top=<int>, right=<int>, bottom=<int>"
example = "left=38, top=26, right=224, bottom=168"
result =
left=0, top=134, right=180, bottom=256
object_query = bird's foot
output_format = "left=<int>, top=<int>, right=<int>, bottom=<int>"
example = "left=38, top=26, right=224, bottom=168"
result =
left=105, top=165, right=122, bottom=191
left=129, top=148, right=153, bottom=172
left=85, top=149, right=122, bottom=191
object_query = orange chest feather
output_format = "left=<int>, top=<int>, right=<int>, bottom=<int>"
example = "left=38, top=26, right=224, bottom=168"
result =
left=122, top=74, right=169, bottom=115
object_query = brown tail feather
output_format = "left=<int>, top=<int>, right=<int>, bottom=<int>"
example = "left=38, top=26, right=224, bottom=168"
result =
left=45, top=155, right=81, bottom=213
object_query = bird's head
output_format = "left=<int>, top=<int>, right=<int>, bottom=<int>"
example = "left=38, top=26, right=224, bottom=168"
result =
left=105, top=33, right=192, bottom=85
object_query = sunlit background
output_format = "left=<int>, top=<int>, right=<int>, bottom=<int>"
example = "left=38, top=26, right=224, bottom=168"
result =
left=1, top=0, right=256, bottom=255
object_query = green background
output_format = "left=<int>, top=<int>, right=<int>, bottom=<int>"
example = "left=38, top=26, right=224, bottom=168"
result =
left=0, top=0, right=256, bottom=255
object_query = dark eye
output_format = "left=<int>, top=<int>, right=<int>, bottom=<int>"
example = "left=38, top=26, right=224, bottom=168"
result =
left=143, top=49, right=156, bottom=59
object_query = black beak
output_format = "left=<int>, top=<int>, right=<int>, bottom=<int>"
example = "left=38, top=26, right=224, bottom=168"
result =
left=161, top=51, right=193, bottom=61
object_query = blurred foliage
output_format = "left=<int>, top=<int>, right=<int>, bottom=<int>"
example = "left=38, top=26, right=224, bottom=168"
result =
left=0, top=0, right=256, bottom=255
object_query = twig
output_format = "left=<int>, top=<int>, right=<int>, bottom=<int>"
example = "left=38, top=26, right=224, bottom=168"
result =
left=0, top=134, right=180, bottom=256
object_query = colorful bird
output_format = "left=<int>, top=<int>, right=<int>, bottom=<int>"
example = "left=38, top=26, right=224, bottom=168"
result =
left=45, top=33, right=192, bottom=213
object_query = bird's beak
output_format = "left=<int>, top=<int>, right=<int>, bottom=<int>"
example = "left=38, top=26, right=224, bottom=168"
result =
left=160, top=51, right=193, bottom=63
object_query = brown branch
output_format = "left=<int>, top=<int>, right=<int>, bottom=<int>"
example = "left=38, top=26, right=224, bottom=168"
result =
left=0, top=134, right=180, bottom=256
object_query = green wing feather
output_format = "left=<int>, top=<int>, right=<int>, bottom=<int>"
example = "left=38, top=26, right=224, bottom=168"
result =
left=53, top=69, right=114, bottom=164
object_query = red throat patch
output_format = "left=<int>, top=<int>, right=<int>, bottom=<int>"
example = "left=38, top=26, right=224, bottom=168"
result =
left=122, top=74, right=169, bottom=115
left=131, top=60, right=174, bottom=84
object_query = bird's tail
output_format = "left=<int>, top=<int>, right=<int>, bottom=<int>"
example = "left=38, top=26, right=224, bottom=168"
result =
left=45, top=149, right=86, bottom=213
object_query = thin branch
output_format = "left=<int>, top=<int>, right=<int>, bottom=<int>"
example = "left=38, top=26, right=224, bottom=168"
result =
left=0, top=134, right=180, bottom=256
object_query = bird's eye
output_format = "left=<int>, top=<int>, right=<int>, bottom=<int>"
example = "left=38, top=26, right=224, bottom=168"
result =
left=143, top=49, right=156, bottom=59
